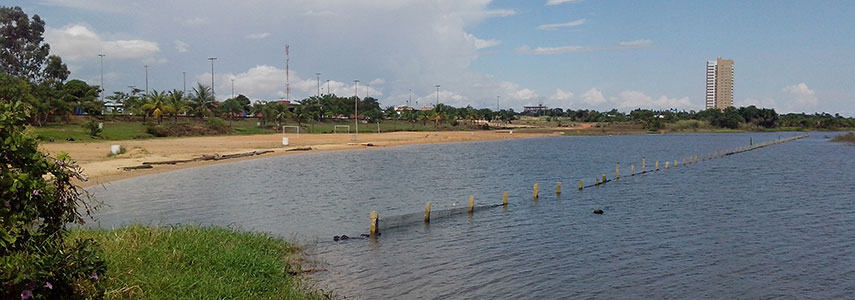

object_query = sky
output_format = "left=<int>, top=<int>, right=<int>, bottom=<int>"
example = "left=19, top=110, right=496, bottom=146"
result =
left=7, top=0, right=855, bottom=115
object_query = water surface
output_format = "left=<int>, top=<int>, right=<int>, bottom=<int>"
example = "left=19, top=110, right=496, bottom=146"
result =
left=89, top=132, right=855, bottom=299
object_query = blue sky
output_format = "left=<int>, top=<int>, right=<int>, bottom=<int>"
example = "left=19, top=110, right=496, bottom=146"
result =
left=8, top=0, right=854, bottom=115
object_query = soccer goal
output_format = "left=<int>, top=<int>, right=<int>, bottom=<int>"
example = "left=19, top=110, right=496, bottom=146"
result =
left=282, top=126, right=300, bottom=136
left=334, top=125, right=350, bottom=134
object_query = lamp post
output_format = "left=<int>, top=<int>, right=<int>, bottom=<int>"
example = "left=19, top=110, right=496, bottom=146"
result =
left=354, top=79, right=359, bottom=135
left=497, top=96, right=500, bottom=111
left=208, top=57, right=217, bottom=100
left=435, top=84, right=440, bottom=107
left=182, top=71, right=186, bottom=95
left=98, top=54, right=105, bottom=101
left=316, top=72, right=321, bottom=98
left=231, top=79, right=235, bottom=99
left=326, top=80, right=330, bottom=96
left=144, top=65, right=149, bottom=94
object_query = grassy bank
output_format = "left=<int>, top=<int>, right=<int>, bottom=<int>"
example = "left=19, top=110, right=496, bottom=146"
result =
left=831, top=132, right=855, bottom=144
left=69, top=225, right=330, bottom=300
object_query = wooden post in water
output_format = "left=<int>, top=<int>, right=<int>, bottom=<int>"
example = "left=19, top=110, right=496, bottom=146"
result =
left=503, top=191, right=509, bottom=206
left=695, top=155, right=699, bottom=163
left=642, top=157, right=646, bottom=173
left=369, top=211, right=379, bottom=235
left=595, top=178, right=600, bottom=186
left=578, top=180, right=583, bottom=190
left=683, top=158, right=687, bottom=166
left=631, top=165, right=635, bottom=176
left=665, top=161, right=670, bottom=169
left=602, top=173, right=607, bottom=183
left=533, top=183, right=539, bottom=199
left=674, top=160, right=678, bottom=168
left=424, top=202, right=431, bottom=223
left=616, top=163, right=620, bottom=179
left=468, top=195, right=475, bottom=213
left=655, top=160, right=659, bottom=171
left=556, top=182, right=562, bottom=195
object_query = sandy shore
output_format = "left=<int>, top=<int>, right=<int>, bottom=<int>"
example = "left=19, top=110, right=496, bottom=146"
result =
left=39, top=130, right=558, bottom=187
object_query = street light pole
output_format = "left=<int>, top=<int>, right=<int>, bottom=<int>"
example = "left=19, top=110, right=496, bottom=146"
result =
left=354, top=79, right=359, bottom=135
left=98, top=54, right=105, bottom=101
left=408, top=89, right=412, bottom=107
left=231, top=79, right=235, bottom=99
left=182, top=72, right=186, bottom=95
left=326, top=80, right=330, bottom=96
left=435, top=84, right=440, bottom=107
left=497, top=96, right=500, bottom=111
left=144, top=65, right=149, bottom=94
left=316, top=72, right=321, bottom=99
left=208, top=57, right=217, bottom=100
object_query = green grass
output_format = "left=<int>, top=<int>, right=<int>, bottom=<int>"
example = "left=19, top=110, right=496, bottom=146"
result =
left=32, top=121, right=152, bottom=142
left=831, top=132, right=855, bottom=143
left=69, top=225, right=332, bottom=300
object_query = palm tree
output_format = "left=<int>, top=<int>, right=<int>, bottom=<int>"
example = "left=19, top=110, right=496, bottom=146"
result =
left=167, top=90, right=190, bottom=123
left=139, top=90, right=174, bottom=125
left=190, top=83, right=215, bottom=120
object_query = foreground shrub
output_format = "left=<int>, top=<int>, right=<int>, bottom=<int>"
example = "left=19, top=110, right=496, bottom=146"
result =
left=1, top=75, right=106, bottom=299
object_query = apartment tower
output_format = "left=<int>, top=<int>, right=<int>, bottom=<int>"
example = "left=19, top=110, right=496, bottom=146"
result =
left=705, top=57, right=734, bottom=110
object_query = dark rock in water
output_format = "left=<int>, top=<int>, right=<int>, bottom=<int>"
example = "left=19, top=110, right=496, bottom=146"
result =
left=593, top=209, right=604, bottom=214
left=360, top=233, right=370, bottom=238
left=333, top=236, right=340, bottom=241
left=340, top=235, right=349, bottom=240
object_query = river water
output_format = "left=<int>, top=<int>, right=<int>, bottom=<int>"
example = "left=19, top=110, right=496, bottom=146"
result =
left=88, top=132, right=855, bottom=299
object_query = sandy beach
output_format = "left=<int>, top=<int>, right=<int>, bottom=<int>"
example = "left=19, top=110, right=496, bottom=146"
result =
left=40, top=130, right=558, bottom=187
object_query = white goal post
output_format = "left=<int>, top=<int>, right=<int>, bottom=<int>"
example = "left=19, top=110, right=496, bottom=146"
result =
left=334, top=125, right=350, bottom=134
left=282, top=126, right=300, bottom=136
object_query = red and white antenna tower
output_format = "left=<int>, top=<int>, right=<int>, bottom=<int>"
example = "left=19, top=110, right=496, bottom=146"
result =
left=285, top=44, right=290, bottom=101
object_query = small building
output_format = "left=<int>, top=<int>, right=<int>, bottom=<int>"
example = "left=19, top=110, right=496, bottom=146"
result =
left=523, top=105, right=548, bottom=114
left=103, top=101, right=124, bottom=114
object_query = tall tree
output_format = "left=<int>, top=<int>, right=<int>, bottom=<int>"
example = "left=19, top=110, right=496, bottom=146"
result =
left=190, top=83, right=215, bottom=120
left=0, top=6, right=51, bottom=82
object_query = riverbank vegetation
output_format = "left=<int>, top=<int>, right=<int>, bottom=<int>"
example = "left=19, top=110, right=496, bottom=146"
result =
left=69, top=226, right=330, bottom=300
left=831, top=132, right=855, bottom=144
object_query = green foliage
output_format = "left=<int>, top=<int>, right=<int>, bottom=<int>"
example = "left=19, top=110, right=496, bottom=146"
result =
left=1, top=92, right=106, bottom=299
left=69, top=225, right=332, bottom=300
left=0, top=6, right=50, bottom=82
left=81, top=120, right=102, bottom=137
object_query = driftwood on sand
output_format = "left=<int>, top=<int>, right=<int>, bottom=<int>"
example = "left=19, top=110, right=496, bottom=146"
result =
left=123, top=150, right=276, bottom=171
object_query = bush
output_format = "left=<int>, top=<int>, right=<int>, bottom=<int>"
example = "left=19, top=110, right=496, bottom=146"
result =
left=1, top=91, right=106, bottom=299
left=81, top=120, right=102, bottom=137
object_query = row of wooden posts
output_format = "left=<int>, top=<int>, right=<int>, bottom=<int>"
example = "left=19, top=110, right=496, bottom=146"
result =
left=368, top=134, right=810, bottom=235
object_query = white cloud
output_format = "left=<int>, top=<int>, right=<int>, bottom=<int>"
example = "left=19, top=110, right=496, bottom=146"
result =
left=537, top=19, right=586, bottom=30
left=174, top=40, right=189, bottom=53
left=581, top=88, right=607, bottom=106
left=484, top=9, right=518, bottom=18
left=516, top=39, right=654, bottom=55
left=369, top=78, right=386, bottom=85
left=550, top=89, right=574, bottom=101
left=545, top=0, right=583, bottom=6
left=45, top=24, right=160, bottom=61
left=245, top=32, right=271, bottom=40
left=782, top=83, right=817, bottom=106
left=464, top=33, right=502, bottom=50
left=613, top=91, right=692, bottom=110
left=200, top=65, right=385, bottom=101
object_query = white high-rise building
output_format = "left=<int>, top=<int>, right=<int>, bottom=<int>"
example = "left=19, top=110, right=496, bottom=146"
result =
left=705, top=57, right=734, bottom=110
